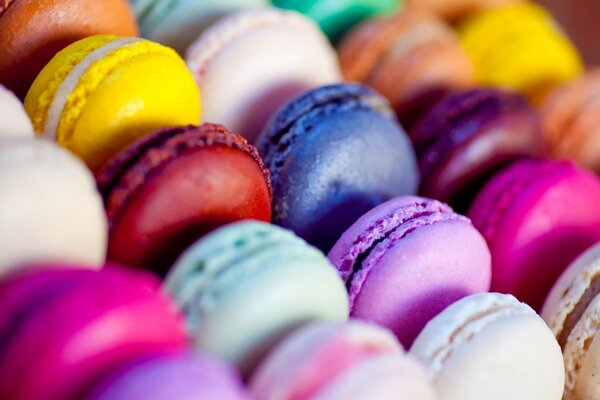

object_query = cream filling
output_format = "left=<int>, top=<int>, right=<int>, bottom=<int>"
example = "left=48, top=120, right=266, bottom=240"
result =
left=43, top=37, right=142, bottom=140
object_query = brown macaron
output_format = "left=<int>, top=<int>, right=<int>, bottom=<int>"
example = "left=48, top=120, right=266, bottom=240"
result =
left=540, top=69, right=600, bottom=173
left=0, top=0, right=138, bottom=99
left=96, top=123, right=272, bottom=274
left=338, top=10, right=474, bottom=128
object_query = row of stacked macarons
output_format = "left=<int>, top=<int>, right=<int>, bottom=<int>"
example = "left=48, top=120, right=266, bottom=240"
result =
left=2, top=0, right=600, bottom=399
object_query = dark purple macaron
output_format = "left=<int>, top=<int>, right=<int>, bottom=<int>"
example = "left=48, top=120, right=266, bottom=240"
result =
left=256, top=83, right=419, bottom=252
left=410, top=88, right=542, bottom=210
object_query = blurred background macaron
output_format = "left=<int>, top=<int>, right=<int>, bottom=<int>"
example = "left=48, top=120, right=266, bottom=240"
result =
left=0, top=0, right=138, bottom=99
left=405, top=0, right=522, bottom=21
left=96, top=123, right=272, bottom=274
left=411, top=293, right=564, bottom=400
left=540, top=69, right=600, bottom=172
left=131, top=0, right=267, bottom=55
left=257, top=83, right=419, bottom=252
left=186, top=8, right=340, bottom=143
left=0, top=139, right=107, bottom=279
left=0, top=85, right=33, bottom=138
left=164, top=221, right=349, bottom=376
left=272, top=0, right=399, bottom=43
left=458, top=3, right=583, bottom=103
left=25, top=35, right=200, bottom=171
left=339, top=10, right=474, bottom=129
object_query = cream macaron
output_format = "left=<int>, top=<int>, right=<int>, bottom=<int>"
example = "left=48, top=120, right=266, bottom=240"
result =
left=0, top=85, right=33, bottom=138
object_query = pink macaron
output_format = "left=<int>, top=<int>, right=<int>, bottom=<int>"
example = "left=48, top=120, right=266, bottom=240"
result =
left=0, top=266, right=188, bottom=400
left=469, top=158, right=600, bottom=310
left=328, top=196, right=491, bottom=347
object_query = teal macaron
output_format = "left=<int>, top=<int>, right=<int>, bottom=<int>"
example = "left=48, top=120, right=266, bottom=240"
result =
left=163, top=221, right=349, bottom=376
left=131, top=0, right=268, bottom=54
left=272, top=0, right=400, bottom=43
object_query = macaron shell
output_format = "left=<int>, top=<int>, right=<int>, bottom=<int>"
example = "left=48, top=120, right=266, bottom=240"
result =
left=107, top=145, right=272, bottom=272
left=0, top=86, right=33, bottom=137
left=406, top=0, right=522, bottom=20
left=572, top=331, right=600, bottom=400
left=350, top=218, right=491, bottom=345
left=0, top=0, right=138, bottom=99
left=187, top=9, right=340, bottom=143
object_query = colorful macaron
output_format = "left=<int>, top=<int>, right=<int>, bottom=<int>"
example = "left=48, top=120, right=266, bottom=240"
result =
left=459, top=3, right=583, bottom=102
left=406, top=0, right=522, bottom=21
left=186, top=8, right=340, bottom=143
left=0, top=266, right=187, bottom=400
left=0, top=139, right=107, bottom=278
left=328, top=196, right=491, bottom=346
left=25, top=35, right=201, bottom=171
left=541, top=68, right=600, bottom=172
left=411, top=293, right=565, bottom=400
left=251, top=320, right=437, bottom=400
left=0, top=85, right=33, bottom=138
left=0, top=0, right=138, bottom=99
left=272, top=0, right=399, bottom=43
left=338, top=10, right=474, bottom=128
left=96, top=123, right=272, bottom=273
left=164, top=221, right=349, bottom=375
left=410, top=88, right=542, bottom=209
left=468, top=158, right=600, bottom=310
left=85, top=352, right=250, bottom=400
left=131, top=0, right=267, bottom=55
left=257, top=83, right=419, bottom=252
left=542, top=243, right=600, bottom=400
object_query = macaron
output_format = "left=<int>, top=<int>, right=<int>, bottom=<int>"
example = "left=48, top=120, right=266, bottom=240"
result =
left=251, top=320, right=437, bottom=400
left=468, top=158, right=600, bottom=310
left=25, top=35, right=201, bottom=171
left=96, top=123, right=272, bottom=274
left=257, top=83, right=419, bottom=252
left=458, top=3, right=583, bottom=102
left=405, top=0, right=522, bottom=21
left=0, top=266, right=187, bottom=400
left=328, top=195, right=491, bottom=347
left=410, top=88, right=542, bottom=210
left=540, top=68, right=600, bottom=172
left=85, top=352, right=249, bottom=400
left=186, top=8, right=340, bottom=143
left=338, top=10, right=474, bottom=129
left=542, top=243, right=600, bottom=400
left=131, top=0, right=267, bottom=55
left=0, top=138, right=107, bottom=278
left=0, top=0, right=137, bottom=99
left=272, top=0, right=399, bottom=43
left=410, top=293, right=565, bottom=400
left=163, top=221, right=349, bottom=375
left=0, top=85, right=33, bottom=138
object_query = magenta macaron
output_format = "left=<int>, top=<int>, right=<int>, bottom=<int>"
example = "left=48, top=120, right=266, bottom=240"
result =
left=469, top=158, right=600, bottom=310
left=0, top=266, right=187, bottom=400
left=328, top=196, right=491, bottom=346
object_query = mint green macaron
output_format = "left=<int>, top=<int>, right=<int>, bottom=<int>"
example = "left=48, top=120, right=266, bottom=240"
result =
left=163, top=221, right=349, bottom=376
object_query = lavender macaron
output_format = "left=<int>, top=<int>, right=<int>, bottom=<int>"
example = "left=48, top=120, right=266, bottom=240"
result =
left=328, top=196, right=491, bottom=347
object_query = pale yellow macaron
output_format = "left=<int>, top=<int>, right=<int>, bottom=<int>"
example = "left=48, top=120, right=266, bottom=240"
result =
left=458, top=3, right=582, bottom=103
left=25, top=35, right=201, bottom=171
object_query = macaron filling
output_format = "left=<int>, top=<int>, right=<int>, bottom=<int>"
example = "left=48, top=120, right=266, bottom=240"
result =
left=96, top=124, right=271, bottom=226
left=413, top=89, right=529, bottom=182
left=334, top=199, right=468, bottom=309
left=557, top=273, right=600, bottom=349
left=259, top=84, right=392, bottom=185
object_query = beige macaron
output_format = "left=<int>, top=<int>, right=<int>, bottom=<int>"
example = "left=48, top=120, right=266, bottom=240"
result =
left=0, top=84, right=33, bottom=138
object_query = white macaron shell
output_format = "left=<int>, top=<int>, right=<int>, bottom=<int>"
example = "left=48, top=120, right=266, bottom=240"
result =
left=0, top=139, right=107, bottom=275
left=0, top=85, right=33, bottom=138
left=572, top=329, right=600, bottom=400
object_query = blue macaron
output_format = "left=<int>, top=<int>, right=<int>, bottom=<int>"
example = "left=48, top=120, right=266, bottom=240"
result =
left=256, top=83, right=419, bottom=252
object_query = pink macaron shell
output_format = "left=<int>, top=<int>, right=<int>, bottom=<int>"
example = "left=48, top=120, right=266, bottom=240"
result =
left=469, top=160, right=600, bottom=310
left=0, top=269, right=188, bottom=400
left=350, top=219, right=491, bottom=346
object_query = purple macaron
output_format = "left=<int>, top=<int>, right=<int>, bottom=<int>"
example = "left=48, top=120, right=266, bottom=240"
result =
left=328, top=196, right=491, bottom=347
left=85, top=352, right=249, bottom=400
left=410, top=88, right=542, bottom=210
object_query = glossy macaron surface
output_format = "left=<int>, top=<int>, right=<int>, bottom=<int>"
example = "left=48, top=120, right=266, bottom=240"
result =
left=97, top=124, right=272, bottom=273
left=258, top=83, right=419, bottom=252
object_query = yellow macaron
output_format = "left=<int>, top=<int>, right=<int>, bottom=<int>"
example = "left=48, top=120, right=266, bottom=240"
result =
left=458, top=3, right=582, bottom=103
left=25, top=35, right=201, bottom=171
